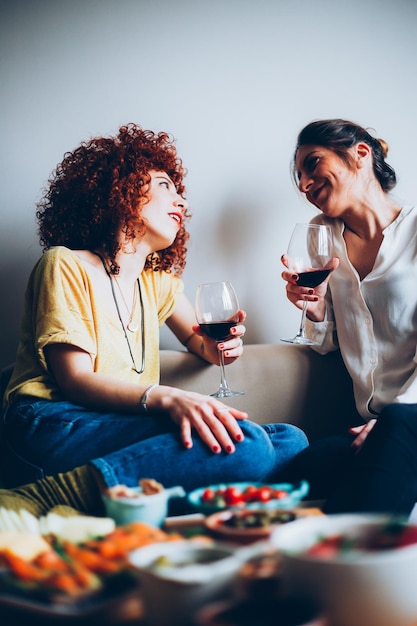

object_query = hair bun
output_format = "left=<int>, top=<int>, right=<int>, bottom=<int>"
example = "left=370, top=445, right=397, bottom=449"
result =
left=377, top=138, right=389, bottom=159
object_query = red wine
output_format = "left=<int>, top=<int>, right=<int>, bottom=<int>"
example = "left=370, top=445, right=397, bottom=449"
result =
left=200, top=321, right=236, bottom=341
left=297, top=269, right=331, bottom=288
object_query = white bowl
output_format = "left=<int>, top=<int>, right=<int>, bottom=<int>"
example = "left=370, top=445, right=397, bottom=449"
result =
left=271, top=513, right=417, bottom=626
left=102, top=485, right=185, bottom=527
left=129, top=540, right=250, bottom=626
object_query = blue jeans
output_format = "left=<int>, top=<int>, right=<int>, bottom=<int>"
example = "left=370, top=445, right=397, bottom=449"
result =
left=3, top=399, right=308, bottom=491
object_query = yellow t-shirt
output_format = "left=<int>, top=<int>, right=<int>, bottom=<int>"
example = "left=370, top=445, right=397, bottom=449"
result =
left=4, top=247, right=184, bottom=403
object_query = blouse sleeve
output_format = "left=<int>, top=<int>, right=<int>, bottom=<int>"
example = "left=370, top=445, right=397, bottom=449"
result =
left=306, top=298, right=339, bottom=354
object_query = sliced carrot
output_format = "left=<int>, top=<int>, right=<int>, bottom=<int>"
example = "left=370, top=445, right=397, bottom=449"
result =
left=62, top=541, right=121, bottom=574
left=1, top=550, right=46, bottom=582
left=33, top=550, right=71, bottom=572
left=46, top=572, right=83, bottom=595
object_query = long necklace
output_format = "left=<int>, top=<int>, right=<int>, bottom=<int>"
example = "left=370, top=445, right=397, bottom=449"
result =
left=92, top=251, right=145, bottom=374
left=114, top=277, right=139, bottom=333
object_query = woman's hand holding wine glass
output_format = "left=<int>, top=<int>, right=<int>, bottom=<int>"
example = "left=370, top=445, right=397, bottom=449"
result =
left=281, top=223, right=338, bottom=345
left=195, top=281, right=245, bottom=398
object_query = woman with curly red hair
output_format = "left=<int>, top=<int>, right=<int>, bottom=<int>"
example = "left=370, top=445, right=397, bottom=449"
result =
left=1, top=123, right=307, bottom=516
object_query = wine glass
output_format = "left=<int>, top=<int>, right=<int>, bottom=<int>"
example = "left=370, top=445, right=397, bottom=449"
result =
left=281, top=223, right=334, bottom=345
left=195, top=281, right=245, bottom=398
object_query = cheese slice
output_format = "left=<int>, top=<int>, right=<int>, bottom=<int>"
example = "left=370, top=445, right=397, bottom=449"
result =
left=0, top=531, right=51, bottom=560
left=44, top=512, right=116, bottom=542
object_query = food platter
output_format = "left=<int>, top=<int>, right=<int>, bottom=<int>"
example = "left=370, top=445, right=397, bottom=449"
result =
left=0, top=512, right=174, bottom=623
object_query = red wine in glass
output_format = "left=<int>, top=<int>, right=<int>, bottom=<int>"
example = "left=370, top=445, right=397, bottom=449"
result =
left=199, top=320, right=237, bottom=342
left=195, top=282, right=245, bottom=398
left=282, top=223, right=334, bottom=345
left=296, top=269, right=332, bottom=288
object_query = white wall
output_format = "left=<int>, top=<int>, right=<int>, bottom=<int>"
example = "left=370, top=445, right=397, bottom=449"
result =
left=1, top=0, right=417, bottom=370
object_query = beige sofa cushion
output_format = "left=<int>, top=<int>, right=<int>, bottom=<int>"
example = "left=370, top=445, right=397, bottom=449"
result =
left=160, top=344, right=359, bottom=441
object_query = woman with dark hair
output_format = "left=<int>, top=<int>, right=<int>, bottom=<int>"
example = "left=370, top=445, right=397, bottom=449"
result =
left=281, top=118, right=417, bottom=516
left=1, top=123, right=308, bottom=517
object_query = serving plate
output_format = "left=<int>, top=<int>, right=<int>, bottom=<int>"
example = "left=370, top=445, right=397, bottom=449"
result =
left=205, top=507, right=323, bottom=544
left=187, top=481, right=309, bottom=515
left=0, top=575, right=141, bottom=621
left=204, top=509, right=297, bottom=543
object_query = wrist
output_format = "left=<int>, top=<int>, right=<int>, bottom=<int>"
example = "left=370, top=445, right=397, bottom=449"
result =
left=139, top=384, right=158, bottom=413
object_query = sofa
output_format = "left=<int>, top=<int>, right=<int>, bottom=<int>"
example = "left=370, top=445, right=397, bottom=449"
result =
left=159, top=343, right=359, bottom=439
left=0, top=344, right=360, bottom=488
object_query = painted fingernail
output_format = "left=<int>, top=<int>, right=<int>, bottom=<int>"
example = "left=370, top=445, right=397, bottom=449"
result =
left=236, top=434, right=243, bottom=442
left=185, top=440, right=192, bottom=448
left=231, top=327, right=237, bottom=334
left=226, top=445, right=233, bottom=453
left=308, top=289, right=314, bottom=295
left=224, top=351, right=229, bottom=357
left=212, top=445, right=220, bottom=453
left=218, top=344, right=224, bottom=350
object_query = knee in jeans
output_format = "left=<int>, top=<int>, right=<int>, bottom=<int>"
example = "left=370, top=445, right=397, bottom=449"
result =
left=262, top=422, right=309, bottom=451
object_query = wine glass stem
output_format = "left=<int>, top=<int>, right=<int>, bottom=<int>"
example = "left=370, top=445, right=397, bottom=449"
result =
left=297, top=300, right=309, bottom=340
left=218, top=346, right=231, bottom=393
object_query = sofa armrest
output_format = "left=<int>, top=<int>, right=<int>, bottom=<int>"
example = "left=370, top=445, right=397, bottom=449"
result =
left=160, top=344, right=359, bottom=441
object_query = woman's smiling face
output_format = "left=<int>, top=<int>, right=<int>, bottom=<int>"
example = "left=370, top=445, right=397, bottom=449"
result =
left=295, top=144, right=359, bottom=217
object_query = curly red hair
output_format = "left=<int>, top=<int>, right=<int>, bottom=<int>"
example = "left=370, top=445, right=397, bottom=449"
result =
left=36, top=123, right=190, bottom=275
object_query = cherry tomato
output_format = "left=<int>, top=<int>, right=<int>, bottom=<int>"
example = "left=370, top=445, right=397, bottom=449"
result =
left=254, top=487, right=273, bottom=502
left=396, top=526, right=417, bottom=548
left=306, top=535, right=343, bottom=558
left=223, top=486, right=244, bottom=506
left=201, top=488, right=215, bottom=503
left=243, top=485, right=258, bottom=502
left=274, top=489, right=289, bottom=500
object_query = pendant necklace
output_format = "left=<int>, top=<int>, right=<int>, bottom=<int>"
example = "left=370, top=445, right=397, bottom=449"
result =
left=92, top=251, right=145, bottom=374
left=114, top=278, right=139, bottom=333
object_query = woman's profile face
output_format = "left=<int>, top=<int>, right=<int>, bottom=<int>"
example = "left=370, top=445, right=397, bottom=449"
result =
left=139, top=170, right=187, bottom=250
left=295, top=144, right=358, bottom=217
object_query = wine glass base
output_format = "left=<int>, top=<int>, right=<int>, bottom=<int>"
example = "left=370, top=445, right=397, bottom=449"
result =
left=210, top=390, right=245, bottom=398
left=281, top=337, right=319, bottom=346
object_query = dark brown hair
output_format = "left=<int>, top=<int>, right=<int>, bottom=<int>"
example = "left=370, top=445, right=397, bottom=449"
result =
left=293, top=118, right=397, bottom=193
left=36, top=123, right=190, bottom=275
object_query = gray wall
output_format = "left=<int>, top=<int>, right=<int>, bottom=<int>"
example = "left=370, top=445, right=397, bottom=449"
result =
left=1, top=0, right=417, bottom=370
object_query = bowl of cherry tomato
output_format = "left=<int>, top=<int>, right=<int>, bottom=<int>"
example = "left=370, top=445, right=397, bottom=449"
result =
left=187, top=481, right=309, bottom=515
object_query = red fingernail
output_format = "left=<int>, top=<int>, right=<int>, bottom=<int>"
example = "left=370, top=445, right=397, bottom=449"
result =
left=218, top=344, right=224, bottom=350
left=185, top=441, right=192, bottom=448
left=212, top=445, right=220, bottom=453
left=224, top=352, right=229, bottom=357
left=231, top=328, right=237, bottom=334
left=226, top=445, right=233, bottom=452
left=236, top=434, right=243, bottom=442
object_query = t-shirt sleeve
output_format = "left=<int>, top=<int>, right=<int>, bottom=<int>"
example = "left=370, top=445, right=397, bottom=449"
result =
left=155, top=272, right=185, bottom=326
left=31, top=248, right=97, bottom=370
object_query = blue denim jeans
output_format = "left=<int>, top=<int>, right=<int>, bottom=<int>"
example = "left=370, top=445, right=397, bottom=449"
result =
left=3, top=398, right=309, bottom=491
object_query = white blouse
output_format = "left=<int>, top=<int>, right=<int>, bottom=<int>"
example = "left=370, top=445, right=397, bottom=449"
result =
left=307, top=205, right=417, bottom=419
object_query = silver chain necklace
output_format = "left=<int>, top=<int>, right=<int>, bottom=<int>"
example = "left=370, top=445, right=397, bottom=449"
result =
left=92, top=251, right=145, bottom=374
